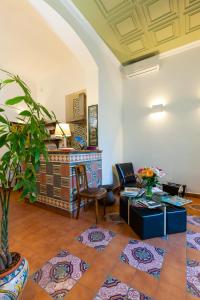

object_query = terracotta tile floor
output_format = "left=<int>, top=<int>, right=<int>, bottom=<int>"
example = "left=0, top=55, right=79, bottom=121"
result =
left=7, top=193, right=200, bottom=299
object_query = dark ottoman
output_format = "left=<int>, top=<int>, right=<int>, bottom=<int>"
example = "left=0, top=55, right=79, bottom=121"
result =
left=120, top=196, right=129, bottom=223
left=166, top=205, right=186, bottom=234
left=129, top=206, right=164, bottom=240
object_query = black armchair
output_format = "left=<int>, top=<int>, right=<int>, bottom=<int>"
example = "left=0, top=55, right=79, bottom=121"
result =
left=115, top=163, right=139, bottom=189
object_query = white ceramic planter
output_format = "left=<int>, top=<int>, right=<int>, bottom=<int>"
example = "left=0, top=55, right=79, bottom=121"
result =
left=0, top=254, right=29, bottom=299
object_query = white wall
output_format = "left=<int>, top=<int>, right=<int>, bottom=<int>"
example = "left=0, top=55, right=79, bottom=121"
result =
left=36, top=61, right=86, bottom=122
left=123, top=46, right=200, bottom=194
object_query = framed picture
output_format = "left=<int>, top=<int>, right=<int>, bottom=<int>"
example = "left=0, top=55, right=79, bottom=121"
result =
left=88, top=105, right=98, bottom=146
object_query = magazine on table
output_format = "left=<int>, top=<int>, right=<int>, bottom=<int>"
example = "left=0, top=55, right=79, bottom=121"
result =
left=137, top=198, right=163, bottom=209
left=161, top=195, right=192, bottom=206
left=121, top=188, right=145, bottom=198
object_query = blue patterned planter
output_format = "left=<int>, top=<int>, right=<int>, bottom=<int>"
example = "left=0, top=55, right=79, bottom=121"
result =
left=0, top=254, right=29, bottom=299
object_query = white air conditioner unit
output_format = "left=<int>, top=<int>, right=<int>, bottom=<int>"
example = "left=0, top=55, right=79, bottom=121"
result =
left=121, top=55, right=159, bottom=78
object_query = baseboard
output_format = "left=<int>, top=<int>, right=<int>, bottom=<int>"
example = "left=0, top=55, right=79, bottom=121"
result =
left=25, top=198, right=73, bottom=218
left=186, top=193, right=200, bottom=199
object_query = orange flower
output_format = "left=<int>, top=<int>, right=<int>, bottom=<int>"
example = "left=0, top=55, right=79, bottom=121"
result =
left=141, top=169, right=147, bottom=176
left=146, top=169, right=154, bottom=177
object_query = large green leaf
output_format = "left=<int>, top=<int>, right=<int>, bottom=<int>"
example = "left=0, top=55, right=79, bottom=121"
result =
left=19, top=110, right=32, bottom=117
left=20, top=188, right=30, bottom=200
left=0, top=115, right=8, bottom=124
left=1, top=151, right=11, bottom=163
left=40, top=105, right=52, bottom=119
left=13, top=180, right=24, bottom=191
left=2, top=79, right=15, bottom=84
left=0, top=133, right=8, bottom=147
left=5, top=96, right=25, bottom=105
left=34, top=148, right=40, bottom=163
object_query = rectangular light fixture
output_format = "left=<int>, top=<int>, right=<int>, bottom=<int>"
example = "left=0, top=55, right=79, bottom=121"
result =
left=151, top=104, right=164, bottom=113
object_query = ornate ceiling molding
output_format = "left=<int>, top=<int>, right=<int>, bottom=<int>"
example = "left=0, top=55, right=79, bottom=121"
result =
left=72, top=0, right=200, bottom=64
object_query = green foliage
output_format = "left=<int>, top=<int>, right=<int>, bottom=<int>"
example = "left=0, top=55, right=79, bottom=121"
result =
left=0, top=69, right=57, bottom=271
left=143, top=175, right=158, bottom=188
left=5, top=96, right=25, bottom=106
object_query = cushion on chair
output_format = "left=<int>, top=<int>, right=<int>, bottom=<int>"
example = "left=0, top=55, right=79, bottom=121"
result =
left=166, top=205, right=186, bottom=234
left=79, top=188, right=107, bottom=199
left=130, top=206, right=164, bottom=240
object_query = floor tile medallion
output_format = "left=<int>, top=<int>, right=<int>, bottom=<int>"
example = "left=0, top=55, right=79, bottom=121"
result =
left=31, top=250, right=89, bottom=299
left=187, top=259, right=200, bottom=298
left=187, top=216, right=200, bottom=227
left=77, top=225, right=116, bottom=251
left=187, top=231, right=200, bottom=251
left=120, top=240, right=165, bottom=279
left=94, top=276, right=153, bottom=300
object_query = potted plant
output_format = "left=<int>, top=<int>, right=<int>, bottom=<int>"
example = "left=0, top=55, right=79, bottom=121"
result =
left=0, top=69, right=56, bottom=298
left=138, top=167, right=165, bottom=198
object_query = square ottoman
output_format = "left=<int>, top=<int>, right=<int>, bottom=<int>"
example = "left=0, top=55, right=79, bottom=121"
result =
left=120, top=196, right=129, bottom=223
left=129, top=206, right=164, bottom=240
left=166, top=205, right=186, bottom=234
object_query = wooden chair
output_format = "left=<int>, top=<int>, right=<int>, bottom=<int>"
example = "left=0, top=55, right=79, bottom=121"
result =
left=74, top=164, right=107, bottom=223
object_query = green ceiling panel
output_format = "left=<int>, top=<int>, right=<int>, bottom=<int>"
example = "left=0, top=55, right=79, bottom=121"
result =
left=72, top=0, right=200, bottom=64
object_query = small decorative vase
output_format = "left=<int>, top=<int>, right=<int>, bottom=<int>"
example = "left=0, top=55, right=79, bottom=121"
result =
left=146, top=185, right=153, bottom=199
left=0, top=253, right=29, bottom=299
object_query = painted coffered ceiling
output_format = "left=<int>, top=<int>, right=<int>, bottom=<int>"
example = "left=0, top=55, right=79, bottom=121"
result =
left=72, top=0, right=200, bottom=64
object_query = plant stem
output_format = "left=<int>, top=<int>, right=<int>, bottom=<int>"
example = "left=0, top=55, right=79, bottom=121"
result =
left=0, top=194, right=11, bottom=270
left=0, top=256, right=6, bottom=271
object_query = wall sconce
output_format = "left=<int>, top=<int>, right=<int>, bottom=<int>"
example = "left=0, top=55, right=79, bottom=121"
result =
left=151, top=104, right=164, bottom=113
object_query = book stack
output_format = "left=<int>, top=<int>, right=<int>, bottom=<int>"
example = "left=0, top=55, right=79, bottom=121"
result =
left=120, top=188, right=145, bottom=198
left=137, top=198, right=163, bottom=209
left=153, top=192, right=192, bottom=207
left=161, top=195, right=192, bottom=206
left=152, top=191, right=169, bottom=202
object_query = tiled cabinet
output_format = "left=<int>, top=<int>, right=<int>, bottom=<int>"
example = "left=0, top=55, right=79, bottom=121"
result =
left=36, top=150, right=102, bottom=216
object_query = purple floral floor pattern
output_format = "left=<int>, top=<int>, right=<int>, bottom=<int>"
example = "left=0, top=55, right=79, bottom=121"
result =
left=94, top=276, right=153, bottom=300
left=76, top=225, right=116, bottom=251
left=187, top=258, right=200, bottom=298
left=187, top=231, right=200, bottom=251
left=120, top=240, right=165, bottom=279
left=31, top=250, right=89, bottom=299
left=187, top=216, right=200, bottom=227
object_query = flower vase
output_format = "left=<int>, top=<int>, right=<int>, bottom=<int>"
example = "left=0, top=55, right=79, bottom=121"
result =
left=146, top=185, right=153, bottom=199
